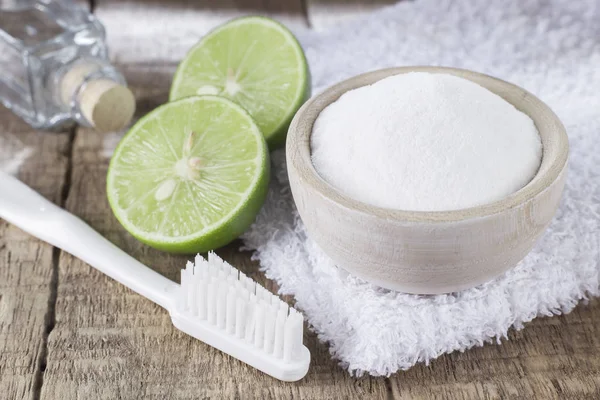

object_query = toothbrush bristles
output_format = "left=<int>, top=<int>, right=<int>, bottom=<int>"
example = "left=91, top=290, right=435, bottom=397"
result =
left=178, top=251, right=305, bottom=363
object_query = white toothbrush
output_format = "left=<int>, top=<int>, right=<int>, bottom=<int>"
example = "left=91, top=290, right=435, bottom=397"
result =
left=0, top=172, right=310, bottom=382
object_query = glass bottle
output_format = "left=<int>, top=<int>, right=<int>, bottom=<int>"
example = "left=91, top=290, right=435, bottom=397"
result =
left=0, top=0, right=135, bottom=132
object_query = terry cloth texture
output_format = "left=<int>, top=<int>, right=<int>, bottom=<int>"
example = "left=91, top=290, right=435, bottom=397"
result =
left=241, top=0, right=600, bottom=376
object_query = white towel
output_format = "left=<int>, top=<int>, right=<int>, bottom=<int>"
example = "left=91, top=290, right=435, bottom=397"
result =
left=241, top=0, right=600, bottom=376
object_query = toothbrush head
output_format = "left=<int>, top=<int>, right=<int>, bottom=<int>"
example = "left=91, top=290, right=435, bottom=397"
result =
left=170, top=252, right=310, bottom=381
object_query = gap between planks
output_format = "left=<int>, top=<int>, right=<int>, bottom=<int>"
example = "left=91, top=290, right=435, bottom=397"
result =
left=300, top=0, right=312, bottom=28
left=33, top=2, right=90, bottom=395
left=31, top=127, right=76, bottom=400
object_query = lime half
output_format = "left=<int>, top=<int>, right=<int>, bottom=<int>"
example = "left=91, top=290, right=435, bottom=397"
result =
left=169, top=16, right=310, bottom=149
left=107, top=96, right=269, bottom=253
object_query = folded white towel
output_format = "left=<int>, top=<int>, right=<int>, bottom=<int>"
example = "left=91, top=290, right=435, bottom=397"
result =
left=242, top=0, right=600, bottom=376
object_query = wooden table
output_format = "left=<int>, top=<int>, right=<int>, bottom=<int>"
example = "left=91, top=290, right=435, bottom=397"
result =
left=1, top=1, right=599, bottom=399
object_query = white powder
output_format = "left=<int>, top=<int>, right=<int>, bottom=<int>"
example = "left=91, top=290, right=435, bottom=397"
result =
left=311, top=72, right=543, bottom=212
left=0, top=134, right=32, bottom=175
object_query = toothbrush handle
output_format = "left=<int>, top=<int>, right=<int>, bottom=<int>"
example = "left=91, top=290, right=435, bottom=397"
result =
left=0, top=172, right=178, bottom=310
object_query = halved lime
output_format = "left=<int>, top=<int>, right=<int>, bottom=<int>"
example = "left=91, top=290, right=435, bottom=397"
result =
left=169, top=16, right=310, bottom=149
left=106, top=96, right=270, bottom=253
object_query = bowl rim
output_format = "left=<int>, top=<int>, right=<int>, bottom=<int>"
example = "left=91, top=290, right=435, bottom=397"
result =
left=287, top=66, right=569, bottom=223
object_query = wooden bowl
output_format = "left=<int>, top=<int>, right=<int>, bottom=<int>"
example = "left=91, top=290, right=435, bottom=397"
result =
left=286, top=66, right=569, bottom=294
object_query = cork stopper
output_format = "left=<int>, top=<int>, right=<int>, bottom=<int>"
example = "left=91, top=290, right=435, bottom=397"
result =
left=59, top=61, right=135, bottom=132
left=78, top=80, right=136, bottom=132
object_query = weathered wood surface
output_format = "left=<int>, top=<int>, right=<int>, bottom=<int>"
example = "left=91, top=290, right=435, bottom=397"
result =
left=0, top=1, right=599, bottom=400
left=0, top=111, right=72, bottom=400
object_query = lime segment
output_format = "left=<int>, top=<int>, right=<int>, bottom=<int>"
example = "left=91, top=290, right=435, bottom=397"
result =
left=170, top=16, right=310, bottom=148
left=107, top=96, right=269, bottom=253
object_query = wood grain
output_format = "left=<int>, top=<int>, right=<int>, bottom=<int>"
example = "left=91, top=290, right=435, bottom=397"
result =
left=38, top=62, right=388, bottom=400
left=305, top=0, right=396, bottom=30
left=0, top=110, right=72, bottom=400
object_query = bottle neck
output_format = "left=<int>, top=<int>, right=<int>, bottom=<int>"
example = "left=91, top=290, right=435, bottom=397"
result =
left=56, top=59, right=135, bottom=132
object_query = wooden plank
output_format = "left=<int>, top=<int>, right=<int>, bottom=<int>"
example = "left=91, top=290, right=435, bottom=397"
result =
left=0, top=110, right=71, bottom=400
left=389, top=299, right=600, bottom=399
left=305, top=0, right=397, bottom=30
left=93, top=0, right=308, bottom=63
left=39, top=62, right=388, bottom=399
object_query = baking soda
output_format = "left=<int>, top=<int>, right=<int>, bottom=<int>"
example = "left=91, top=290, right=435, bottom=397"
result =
left=310, top=72, right=542, bottom=211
